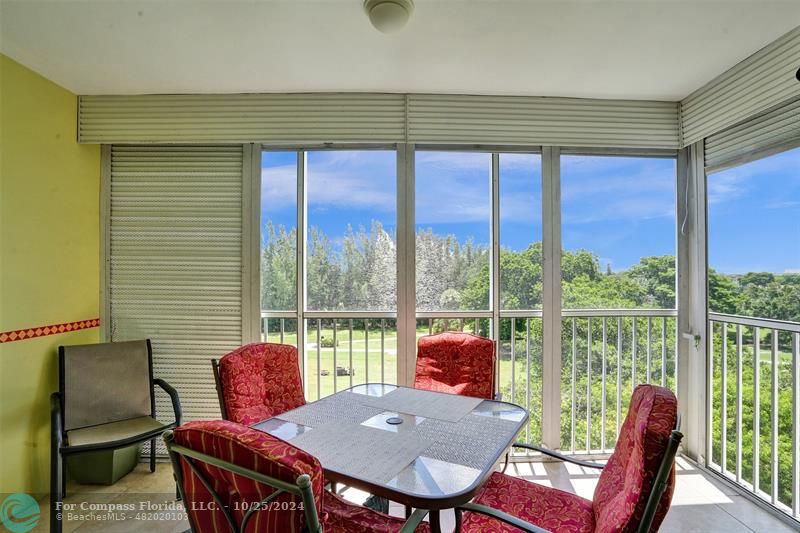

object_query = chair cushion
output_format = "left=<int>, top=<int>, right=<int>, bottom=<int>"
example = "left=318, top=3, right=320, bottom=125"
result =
left=218, top=343, right=306, bottom=425
left=461, top=471, right=595, bottom=533
left=322, top=490, right=430, bottom=533
left=173, top=420, right=323, bottom=533
left=414, top=332, right=495, bottom=399
left=592, top=384, right=678, bottom=533
left=67, top=416, right=166, bottom=447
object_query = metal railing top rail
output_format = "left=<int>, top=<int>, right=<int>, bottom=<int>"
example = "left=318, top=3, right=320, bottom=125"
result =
left=708, top=312, right=800, bottom=333
left=563, top=309, right=677, bottom=317
left=416, top=311, right=492, bottom=319
left=499, top=310, right=544, bottom=318
left=261, top=309, right=677, bottom=319
left=304, top=311, right=397, bottom=319
left=261, top=310, right=396, bottom=319
left=261, top=310, right=296, bottom=318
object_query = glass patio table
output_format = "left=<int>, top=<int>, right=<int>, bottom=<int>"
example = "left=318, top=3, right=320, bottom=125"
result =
left=252, top=383, right=529, bottom=532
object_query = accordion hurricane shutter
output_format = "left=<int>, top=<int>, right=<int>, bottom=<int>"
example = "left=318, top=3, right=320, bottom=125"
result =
left=108, top=145, right=244, bottom=425
left=78, top=93, right=680, bottom=149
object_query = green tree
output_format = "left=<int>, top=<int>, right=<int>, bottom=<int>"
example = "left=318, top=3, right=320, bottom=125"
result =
left=740, top=272, right=775, bottom=287
left=499, top=242, right=544, bottom=309
left=307, top=227, right=341, bottom=310
left=562, top=249, right=601, bottom=283
left=261, top=222, right=296, bottom=310
left=708, top=268, right=740, bottom=314
left=740, top=281, right=800, bottom=322
left=562, top=274, right=646, bottom=309
left=627, top=255, right=676, bottom=308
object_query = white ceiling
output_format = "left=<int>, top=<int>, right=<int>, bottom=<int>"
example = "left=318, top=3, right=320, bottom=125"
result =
left=2, top=0, right=799, bottom=100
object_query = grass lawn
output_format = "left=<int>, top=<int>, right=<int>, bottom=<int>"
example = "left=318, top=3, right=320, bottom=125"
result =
left=265, top=326, right=527, bottom=401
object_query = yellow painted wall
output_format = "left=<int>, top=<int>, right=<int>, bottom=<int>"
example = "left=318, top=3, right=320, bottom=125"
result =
left=0, top=54, right=100, bottom=494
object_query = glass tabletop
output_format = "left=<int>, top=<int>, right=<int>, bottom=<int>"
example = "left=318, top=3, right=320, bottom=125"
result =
left=349, top=383, right=399, bottom=397
left=252, top=383, right=529, bottom=506
left=253, top=417, right=312, bottom=441
left=471, top=399, right=528, bottom=422
left=387, top=456, right=482, bottom=497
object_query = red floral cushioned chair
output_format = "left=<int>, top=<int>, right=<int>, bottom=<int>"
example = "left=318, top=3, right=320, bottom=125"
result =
left=165, top=420, right=431, bottom=533
left=212, top=343, right=306, bottom=425
left=457, top=384, right=682, bottom=533
left=414, top=332, right=496, bottom=400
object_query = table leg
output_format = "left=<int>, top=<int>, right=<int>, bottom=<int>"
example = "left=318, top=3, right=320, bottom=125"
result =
left=429, top=509, right=441, bottom=533
left=405, top=505, right=411, bottom=519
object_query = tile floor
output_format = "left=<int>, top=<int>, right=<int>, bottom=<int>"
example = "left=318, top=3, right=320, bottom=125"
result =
left=35, top=456, right=798, bottom=532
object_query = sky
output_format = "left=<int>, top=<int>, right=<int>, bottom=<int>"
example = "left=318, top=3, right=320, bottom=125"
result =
left=261, top=147, right=799, bottom=274
left=561, top=155, right=675, bottom=271
left=707, top=146, right=800, bottom=275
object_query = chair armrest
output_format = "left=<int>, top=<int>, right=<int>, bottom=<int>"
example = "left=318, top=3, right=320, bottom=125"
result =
left=398, top=508, right=429, bottom=533
left=456, top=503, right=550, bottom=533
left=511, top=443, right=605, bottom=469
left=154, top=378, right=182, bottom=426
left=50, top=392, right=65, bottom=529
left=50, top=392, right=64, bottom=449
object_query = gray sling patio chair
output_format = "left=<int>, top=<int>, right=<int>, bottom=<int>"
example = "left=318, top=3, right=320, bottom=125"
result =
left=50, top=339, right=181, bottom=533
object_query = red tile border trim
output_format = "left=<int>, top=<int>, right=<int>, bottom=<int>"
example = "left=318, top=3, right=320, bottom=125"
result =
left=0, top=318, right=100, bottom=344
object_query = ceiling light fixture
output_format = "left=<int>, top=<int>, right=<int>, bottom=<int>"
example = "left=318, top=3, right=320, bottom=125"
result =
left=364, top=0, right=414, bottom=33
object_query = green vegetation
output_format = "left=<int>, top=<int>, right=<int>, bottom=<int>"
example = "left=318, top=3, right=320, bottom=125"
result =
left=263, top=221, right=800, bottom=320
left=710, top=270, right=800, bottom=321
left=710, top=325, right=796, bottom=507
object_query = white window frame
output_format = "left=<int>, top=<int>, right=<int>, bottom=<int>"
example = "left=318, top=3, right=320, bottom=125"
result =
left=253, top=144, right=680, bottom=450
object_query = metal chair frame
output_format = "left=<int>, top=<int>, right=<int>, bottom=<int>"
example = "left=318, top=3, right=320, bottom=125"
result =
left=50, top=340, right=182, bottom=533
left=164, top=431, right=429, bottom=533
left=458, top=421, right=684, bottom=533
left=211, top=358, right=228, bottom=420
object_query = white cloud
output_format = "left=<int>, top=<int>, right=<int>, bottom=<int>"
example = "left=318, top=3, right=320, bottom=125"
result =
left=306, top=169, right=395, bottom=212
left=262, top=151, right=396, bottom=213
left=562, top=157, right=674, bottom=197
left=499, top=193, right=542, bottom=225
left=561, top=156, right=676, bottom=224
left=415, top=151, right=492, bottom=172
left=416, top=152, right=491, bottom=224
left=415, top=151, right=543, bottom=225
left=500, top=152, right=540, bottom=170
left=707, top=169, right=749, bottom=205
left=415, top=150, right=540, bottom=173
left=765, top=200, right=800, bottom=209
left=707, top=148, right=800, bottom=206
left=261, top=164, right=296, bottom=206
left=262, top=151, right=679, bottom=226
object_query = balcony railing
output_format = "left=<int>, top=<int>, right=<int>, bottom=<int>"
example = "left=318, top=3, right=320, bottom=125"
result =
left=708, top=312, right=800, bottom=521
left=261, top=309, right=800, bottom=522
left=262, top=312, right=396, bottom=402
left=261, top=309, right=679, bottom=452
left=561, top=309, right=678, bottom=454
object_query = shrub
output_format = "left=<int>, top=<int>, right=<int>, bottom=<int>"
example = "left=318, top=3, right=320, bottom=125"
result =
left=320, top=336, right=338, bottom=348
